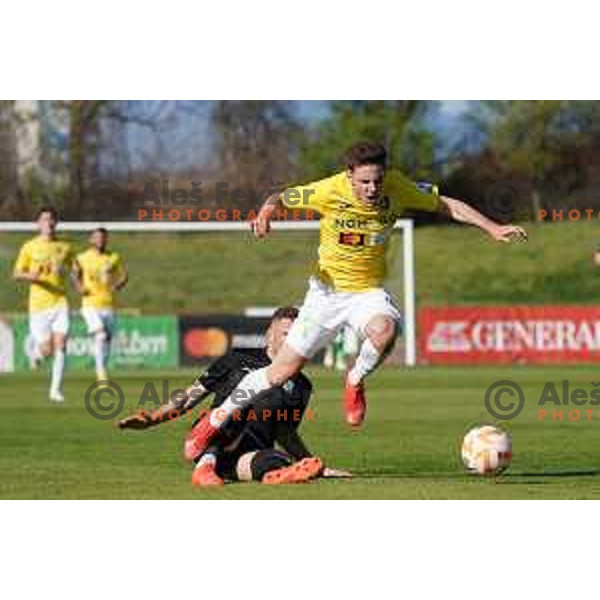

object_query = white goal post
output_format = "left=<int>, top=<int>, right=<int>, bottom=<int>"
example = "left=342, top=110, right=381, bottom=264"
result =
left=0, top=219, right=417, bottom=366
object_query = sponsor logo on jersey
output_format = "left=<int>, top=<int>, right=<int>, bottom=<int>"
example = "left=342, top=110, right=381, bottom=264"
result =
left=338, top=232, right=387, bottom=247
left=335, top=218, right=368, bottom=229
left=338, top=232, right=365, bottom=246
left=369, top=232, right=387, bottom=246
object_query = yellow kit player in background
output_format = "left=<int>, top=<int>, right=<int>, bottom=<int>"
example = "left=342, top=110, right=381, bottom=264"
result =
left=13, top=206, right=73, bottom=402
left=73, top=228, right=128, bottom=382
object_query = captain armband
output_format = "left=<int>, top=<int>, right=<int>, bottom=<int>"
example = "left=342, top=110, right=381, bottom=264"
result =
left=416, top=181, right=439, bottom=196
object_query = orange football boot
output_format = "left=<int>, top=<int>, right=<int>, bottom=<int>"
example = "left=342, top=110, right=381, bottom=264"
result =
left=183, top=414, right=220, bottom=462
left=262, top=457, right=324, bottom=485
left=191, top=462, right=224, bottom=487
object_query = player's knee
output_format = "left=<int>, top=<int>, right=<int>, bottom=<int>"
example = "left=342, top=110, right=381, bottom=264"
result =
left=39, top=340, right=52, bottom=357
left=365, top=316, right=398, bottom=351
left=267, top=351, right=305, bottom=386
left=267, top=365, right=294, bottom=387
left=267, top=360, right=302, bottom=386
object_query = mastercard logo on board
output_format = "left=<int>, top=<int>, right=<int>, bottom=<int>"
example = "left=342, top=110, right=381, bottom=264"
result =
left=184, top=328, right=229, bottom=358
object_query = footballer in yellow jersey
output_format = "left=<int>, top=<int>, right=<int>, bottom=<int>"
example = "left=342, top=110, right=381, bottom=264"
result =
left=185, top=142, right=527, bottom=459
left=13, top=206, right=73, bottom=402
left=279, top=168, right=441, bottom=292
left=73, top=228, right=128, bottom=381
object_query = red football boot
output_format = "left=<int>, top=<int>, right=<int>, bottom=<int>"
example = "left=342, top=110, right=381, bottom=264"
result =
left=191, top=462, right=224, bottom=487
left=343, top=373, right=367, bottom=427
left=183, top=414, right=220, bottom=462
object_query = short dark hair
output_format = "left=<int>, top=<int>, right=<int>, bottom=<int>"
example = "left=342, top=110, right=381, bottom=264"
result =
left=35, top=205, right=59, bottom=221
left=270, top=306, right=299, bottom=324
left=344, top=141, right=387, bottom=170
left=91, top=227, right=108, bottom=236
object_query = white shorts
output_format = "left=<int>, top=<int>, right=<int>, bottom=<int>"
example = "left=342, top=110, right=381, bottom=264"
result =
left=81, top=307, right=116, bottom=335
left=286, top=277, right=402, bottom=359
left=29, top=306, right=70, bottom=345
left=342, top=324, right=360, bottom=355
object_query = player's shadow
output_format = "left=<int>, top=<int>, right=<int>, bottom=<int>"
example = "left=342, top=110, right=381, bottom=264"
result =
left=348, top=469, right=600, bottom=482
left=518, top=469, right=600, bottom=477
left=501, top=469, right=600, bottom=484
left=351, top=472, right=471, bottom=480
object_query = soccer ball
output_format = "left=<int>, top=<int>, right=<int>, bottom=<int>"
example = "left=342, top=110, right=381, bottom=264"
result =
left=461, top=425, right=512, bottom=475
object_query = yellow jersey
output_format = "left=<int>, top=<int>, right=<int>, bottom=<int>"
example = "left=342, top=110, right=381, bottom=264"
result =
left=13, top=236, right=73, bottom=313
left=281, top=170, right=440, bottom=292
left=75, top=248, right=125, bottom=310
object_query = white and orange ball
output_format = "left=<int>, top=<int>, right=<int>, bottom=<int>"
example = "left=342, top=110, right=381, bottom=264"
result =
left=461, top=425, right=512, bottom=475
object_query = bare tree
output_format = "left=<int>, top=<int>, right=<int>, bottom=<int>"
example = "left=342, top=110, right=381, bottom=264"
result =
left=0, top=102, right=17, bottom=217
left=211, top=101, right=300, bottom=203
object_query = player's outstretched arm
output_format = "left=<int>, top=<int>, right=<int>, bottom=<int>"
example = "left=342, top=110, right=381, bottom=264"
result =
left=121, top=353, right=237, bottom=429
left=14, top=266, right=63, bottom=294
left=13, top=269, right=38, bottom=283
left=439, top=196, right=527, bottom=243
left=13, top=245, right=37, bottom=283
left=113, top=264, right=129, bottom=291
left=70, top=260, right=86, bottom=295
left=118, top=383, right=211, bottom=429
left=13, top=253, right=40, bottom=284
left=251, top=192, right=282, bottom=238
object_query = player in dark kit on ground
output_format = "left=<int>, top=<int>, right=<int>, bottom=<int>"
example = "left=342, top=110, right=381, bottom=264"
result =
left=119, top=306, right=350, bottom=486
left=186, top=357, right=322, bottom=487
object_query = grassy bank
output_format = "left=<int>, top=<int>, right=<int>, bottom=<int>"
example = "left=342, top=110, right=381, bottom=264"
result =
left=0, top=221, right=598, bottom=314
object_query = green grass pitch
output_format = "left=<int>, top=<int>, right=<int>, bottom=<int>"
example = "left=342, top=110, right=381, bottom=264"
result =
left=3, top=365, right=600, bottom=499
